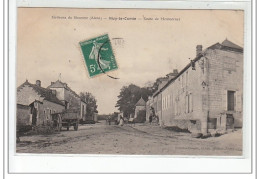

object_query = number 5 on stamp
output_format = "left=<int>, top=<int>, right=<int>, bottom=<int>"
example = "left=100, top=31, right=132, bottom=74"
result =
left=79, top=34, right=118, bottom=78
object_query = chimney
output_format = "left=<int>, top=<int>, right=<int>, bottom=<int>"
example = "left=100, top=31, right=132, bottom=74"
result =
left=158, top=79, right=168, bottom=90
left=36, top=80, right=41, bottom=87
left=173, top=69, right=178, bottom=76
left=196, top=45, right=202, bottom=56
left=51, top=82, right=54, bottom=85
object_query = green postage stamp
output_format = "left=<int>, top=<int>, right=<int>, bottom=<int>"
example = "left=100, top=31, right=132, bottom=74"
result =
left=79, top=34, right=118, bottom=78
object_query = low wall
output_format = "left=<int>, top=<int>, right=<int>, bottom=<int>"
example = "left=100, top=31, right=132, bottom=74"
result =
left=17, top=104, right=31, bottom=126
left=163, top=119, right=201, bottom=133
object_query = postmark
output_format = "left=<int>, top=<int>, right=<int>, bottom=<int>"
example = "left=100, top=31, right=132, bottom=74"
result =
left=79, top=34, right=118, bottom=78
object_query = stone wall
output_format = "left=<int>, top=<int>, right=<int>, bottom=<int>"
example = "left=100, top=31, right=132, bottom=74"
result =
left=134, top=105, right=145, bottom=118
left=163, top=119, right=201, bottom=133
left=207, top=49, right=243, bottom=128
left=17, top=104, right=31, bottom=126
left=17, top=85, right=44, bottom=105
left=160, top=48, right=243, bottom=132
left=161, top=57, right=206, bottom=128
left=41, top=100, right=65, bottom=124
left=64, top=89, right=81, bottom=111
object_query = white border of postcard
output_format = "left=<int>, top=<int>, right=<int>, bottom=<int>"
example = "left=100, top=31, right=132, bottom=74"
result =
left=7, top=0, right=253, bottom=174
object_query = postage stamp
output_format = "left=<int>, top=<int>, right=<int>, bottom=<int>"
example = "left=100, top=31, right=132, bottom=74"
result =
left=79, top=34, right=118, bottom=78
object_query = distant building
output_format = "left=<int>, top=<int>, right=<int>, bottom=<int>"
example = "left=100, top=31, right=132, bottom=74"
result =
left=93, top=111, right=98, bottom=122
left=152, top=39, right=243, bottom=135
left=48, top=80, right=87, bottom=121
left=151, top=77, right=172, bottom=126
left=17, top=80, right=65, bottom=126
left=146, top=96, right=153, bottom=122
left=134, top=97, right=146, bottom=118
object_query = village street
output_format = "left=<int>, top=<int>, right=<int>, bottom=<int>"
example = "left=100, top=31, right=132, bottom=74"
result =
left=16, top=120, right=242, bottom=156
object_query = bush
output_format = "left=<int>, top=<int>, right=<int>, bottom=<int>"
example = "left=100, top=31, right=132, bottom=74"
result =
left=80, top=119, right=96, bottom=124
left=164, top=126, right=191, bottom=133
left=34, top=124, right=56, bottom=135
left=17, top=125, right=33, bottom=137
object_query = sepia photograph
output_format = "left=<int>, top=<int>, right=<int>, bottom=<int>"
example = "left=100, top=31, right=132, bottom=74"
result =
left=16, top=8, right=244, bottom=156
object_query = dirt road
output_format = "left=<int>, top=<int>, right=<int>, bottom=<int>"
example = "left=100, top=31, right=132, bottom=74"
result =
left=16, top=121, right=242, bottom=155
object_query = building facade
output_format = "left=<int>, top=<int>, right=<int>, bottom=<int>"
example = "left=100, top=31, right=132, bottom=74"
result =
left=17, top=80, right=65, bottom=126
left=134, top=97, right=146, bottom=118
left=152, top=77, right=172, bottom=126
left=146, top=97, right=153, bottom=122
left=154, top=40, right=243, bottom=134
left=48, top=80, right=87, bottom=121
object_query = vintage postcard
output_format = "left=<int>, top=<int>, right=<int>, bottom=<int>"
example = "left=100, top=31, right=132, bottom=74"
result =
left=16, top=8, right=244, bottom=156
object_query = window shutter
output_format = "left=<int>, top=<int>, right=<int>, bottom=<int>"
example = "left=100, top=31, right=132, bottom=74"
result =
left=164, top=96, right=168, bottom=109
left=162, top=98, right=164, bottom=110
left=163, top=98, right=165, bottom=110
left=185, top=95, right=188, bottom=113
left=222, top=90, right=227, bottom=111
left=236, top=90, right=242, bottom=112
left=190, top=94, right=193, bottom=112
left=174, top=101, right=177, bottom=116
left=172, top=93, right=174, bottom=106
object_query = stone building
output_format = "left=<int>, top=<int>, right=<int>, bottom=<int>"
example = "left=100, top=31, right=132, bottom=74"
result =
left=153, top=39, right=243, bottom=135
left=134, top=97, right=146, bottom=118
left=152, top=74, right=177, bottom=126
left=48, top=80, right=87, bottom=121
left=146, top=97, right=153, bottom=122
left=17, top=80, right=65, bottom=126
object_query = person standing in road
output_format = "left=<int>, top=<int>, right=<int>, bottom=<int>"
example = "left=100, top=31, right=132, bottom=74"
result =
left=108, top=116, right=111, bottom=125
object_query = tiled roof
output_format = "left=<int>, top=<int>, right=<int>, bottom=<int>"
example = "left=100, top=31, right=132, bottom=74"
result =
left=208, top=39, right=243, bottom=53
left=17, top=80, right=64, bottom=106
left=48, top=80, right=80, bottom=98
left=153, top=39, right=243, bottom=96
left=135, top=97, right=146, bottom=106
left=221, top=39, right=243, bottom=50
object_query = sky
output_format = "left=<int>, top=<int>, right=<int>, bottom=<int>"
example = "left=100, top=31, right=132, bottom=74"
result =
left=17, top=8, right=244, bottom=114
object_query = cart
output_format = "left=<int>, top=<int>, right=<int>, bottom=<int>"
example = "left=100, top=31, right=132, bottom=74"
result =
left=62, top=111, right=79, bottom=131
left=52, top=109, right=79, bottom=131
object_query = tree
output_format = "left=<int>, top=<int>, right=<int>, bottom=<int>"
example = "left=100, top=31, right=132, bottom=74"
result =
left=80, top=92, right=98, bottom=119
left=115, top=84, right=152, bottom=117
left=150, top=76, right=169, bottom=93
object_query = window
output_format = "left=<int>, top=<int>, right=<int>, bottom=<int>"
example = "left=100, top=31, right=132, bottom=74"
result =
left=189, top=93, right=193, bottom=112
left=185, top=95, right=189, bottom=113
left=172, top=93, right=174, bottom=106
left=167, top=95, right=170, bottom=108
left=164, top=97, right=166, bottom=110
left=174, top=101, right=177, bottom=115
left=185, top=93, right=193, bottom=113
left=165, top=97, right=166, bottom=109
left=186, top=71, right=188, bottom=86
left=170, top=94, right=172, bottom=107
left=178, top=101, right=180, bottom=115
left=227, top=91, right=235, bottom=111
left=167, top=96, right=169, bottom=109
left=164, top=97, right=165, bottom=110
left=187, top=95, right=190, bottom=113
left=181, top=75, right=184, bottom=87
left=162, top=98, right=164, bottom=110
left=163, top=98, right=165, bottom=109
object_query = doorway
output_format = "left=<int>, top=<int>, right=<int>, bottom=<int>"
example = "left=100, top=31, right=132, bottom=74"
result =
left=227, top=91, right=235, bottom=111
left=29, top=102, right=37, bottom=126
